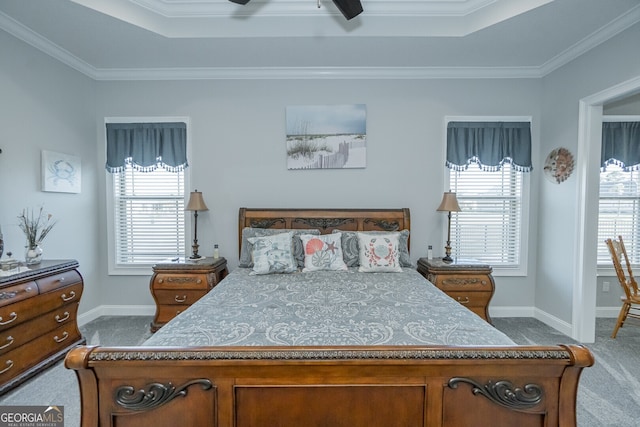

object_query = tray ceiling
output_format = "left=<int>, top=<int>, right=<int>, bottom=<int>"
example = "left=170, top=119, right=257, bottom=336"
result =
left=0, top=0, right=639, bottom=79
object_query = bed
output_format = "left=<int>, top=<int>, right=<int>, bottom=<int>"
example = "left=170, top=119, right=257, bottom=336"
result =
left=65, top=208, right=593, bottom=427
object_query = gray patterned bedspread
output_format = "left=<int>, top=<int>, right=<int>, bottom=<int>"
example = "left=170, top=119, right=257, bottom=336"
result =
left=145, top=267, right=515, bottom=347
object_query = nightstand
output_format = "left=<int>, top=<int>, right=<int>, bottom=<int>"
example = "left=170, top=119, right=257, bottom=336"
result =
left=150, top=257, right=228, bottom=332
left=417, top=257, right=495, bottom=324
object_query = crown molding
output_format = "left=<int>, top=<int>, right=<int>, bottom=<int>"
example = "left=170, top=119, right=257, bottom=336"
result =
left=539, top=3, right=640, bottom=76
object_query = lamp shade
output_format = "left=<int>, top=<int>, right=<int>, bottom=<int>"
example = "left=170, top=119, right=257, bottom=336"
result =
left=436, top=191, right=461, bottom=212
left=185, top=190, right=209, bottom=212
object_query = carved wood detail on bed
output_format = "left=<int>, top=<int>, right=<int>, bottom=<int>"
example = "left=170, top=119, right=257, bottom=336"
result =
left=66, top=344, right=593, bottom=427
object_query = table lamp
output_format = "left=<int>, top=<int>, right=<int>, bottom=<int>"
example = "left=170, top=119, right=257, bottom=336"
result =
left=185, top=190, right=208, bottom=259
left=436, top=191, right=461, bottom=263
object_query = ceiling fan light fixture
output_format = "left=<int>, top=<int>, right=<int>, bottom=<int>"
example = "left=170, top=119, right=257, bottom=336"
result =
left=332, top=0, right=363, bottom=20
left=228, top=0, right=251, bottom=4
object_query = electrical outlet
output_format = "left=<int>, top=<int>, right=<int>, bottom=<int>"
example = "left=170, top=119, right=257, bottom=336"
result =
left=603, top=281, right=610, bottom=292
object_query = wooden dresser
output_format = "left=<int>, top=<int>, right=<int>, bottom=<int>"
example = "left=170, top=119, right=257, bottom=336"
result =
left=417, top=257, right=495, bottom=324
left=0, top=259, right=84, bottom=394
left=150, top=257, right=228, bottom=332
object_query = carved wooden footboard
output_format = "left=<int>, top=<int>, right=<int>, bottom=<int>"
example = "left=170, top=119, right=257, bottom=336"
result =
left=65, top=344, right=593, bottom=427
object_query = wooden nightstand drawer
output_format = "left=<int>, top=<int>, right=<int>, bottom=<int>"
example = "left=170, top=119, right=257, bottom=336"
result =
left=153, top=273, right=210, bottom=290
left=444, top=291, right=491, bottom=308
left=154, top=289, right=208, bottom=305
left=154, top=305, right=190, bottom=325
left=430, top=274, right=493, bottom=291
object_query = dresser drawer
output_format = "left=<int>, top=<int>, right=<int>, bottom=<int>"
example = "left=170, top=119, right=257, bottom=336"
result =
left=0, top=282, right=82, bottom=332
left=444, top=291, right=492, bottom=308
left=0, top=282, right=37, bottom=308
left=0, top=323, right=82, bottom=385
left=154, top=289, right=207, bottom=306
left=36, top=270, right=82, bottom=293
left=430, top=274, right=493, bottom=291
left=0, top=303, right=78, bottom=356
left=153, top=273, right=210, bottom=290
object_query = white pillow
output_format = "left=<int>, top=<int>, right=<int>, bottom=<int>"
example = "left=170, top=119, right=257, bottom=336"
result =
left=299, top=233, right=348, bottom=272
left=357, top=232, right=403, bottom=273
left=247, top=231, right=297, bottom=275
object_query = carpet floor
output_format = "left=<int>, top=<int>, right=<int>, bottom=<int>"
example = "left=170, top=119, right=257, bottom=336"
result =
left=0, top=316, right=638, bottom=427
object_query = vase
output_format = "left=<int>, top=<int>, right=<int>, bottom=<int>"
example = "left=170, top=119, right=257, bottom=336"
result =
left=25, top=244, right=43, bottom=265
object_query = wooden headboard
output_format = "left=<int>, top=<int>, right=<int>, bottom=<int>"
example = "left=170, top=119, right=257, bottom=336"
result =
left=238, top=208, right=410, bottom=256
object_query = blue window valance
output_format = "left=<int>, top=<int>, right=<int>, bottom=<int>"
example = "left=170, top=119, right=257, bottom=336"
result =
left=601, top=121, right=640, bottom=171
left=446, top=121, right=532, bottom=172
left=105, top=122, right=188, bottom=173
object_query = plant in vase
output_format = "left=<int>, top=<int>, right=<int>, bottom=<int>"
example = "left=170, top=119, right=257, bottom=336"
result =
left=18, top=206, right=56, bottom=265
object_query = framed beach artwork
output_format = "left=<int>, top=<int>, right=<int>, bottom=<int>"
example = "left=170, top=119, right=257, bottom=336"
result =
left=41, top=150, right=81, bottom=193
left=286, top=104, right=367, bottom=170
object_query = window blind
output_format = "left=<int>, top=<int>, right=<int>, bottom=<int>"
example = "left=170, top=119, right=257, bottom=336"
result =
left=113, top=166, right=186, bottom=265
left=598, top=165, right=640, bottom=266
left=449, top=163, right=523, bottom=266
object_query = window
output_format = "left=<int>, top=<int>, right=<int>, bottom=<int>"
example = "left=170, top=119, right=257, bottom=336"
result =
left=448, top=164, right=527, bottom=271
left=597, top=165, right=640, bottom=266
left=105, top=119, right=189, bottom=275
left=445, top=119, right=531, bottom=274
left=598, top=118, right=640, bottom=269
left=112, top=166, right=186, bottom=266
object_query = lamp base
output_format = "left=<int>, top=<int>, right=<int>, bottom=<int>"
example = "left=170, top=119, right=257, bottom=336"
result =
left=442, top=255, right=454, bottom=263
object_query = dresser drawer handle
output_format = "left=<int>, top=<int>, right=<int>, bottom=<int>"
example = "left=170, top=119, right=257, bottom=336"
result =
left=0, top=312, right=17, bottom=326
left=0, top=360, right=13, bottom=374
left=0, top=336, right=14, bottom=350
left=196, top=279, right=202, bottom=284
left=61, top=291, right=76, bottom=302
left=54, top=331, right=69, bottom=343
left=456, top=296, right=470, bottom=304
left=55, top=312, right=70, bottom=323
left=158, top=279, right=164, bottom=284
left=174, top=295, right=187, bottom=303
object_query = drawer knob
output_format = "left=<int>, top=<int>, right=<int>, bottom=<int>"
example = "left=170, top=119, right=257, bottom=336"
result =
left=0, top=336, right=14, bottom=350
left=456, top=296, right=470, bottom=304
left=0, top=312, right=17, bottom=326
left=0, top=360, right=13, bottom=374
left=158, top=279, right=164, bottom=284
left=174, top=295, right=187, bottom=303
left=196, top=279, right=202, bottom=284
left=54, top=331, right=69, bottom=343
left=61, top=291, right=76, bottom=302
left=55, top=312, right=70, bottom=323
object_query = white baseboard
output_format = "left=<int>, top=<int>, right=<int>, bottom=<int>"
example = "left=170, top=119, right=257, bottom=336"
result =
left=532, top=308, right=573, bottom=337
left=489, top=306, right=536, bottom=318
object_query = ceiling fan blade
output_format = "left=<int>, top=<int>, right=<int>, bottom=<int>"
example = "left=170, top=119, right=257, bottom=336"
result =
left=332, top=0, right=363, bottom=20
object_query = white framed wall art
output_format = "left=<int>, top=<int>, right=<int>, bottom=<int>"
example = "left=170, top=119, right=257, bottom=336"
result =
left=41, top=150, right=81, bottom=193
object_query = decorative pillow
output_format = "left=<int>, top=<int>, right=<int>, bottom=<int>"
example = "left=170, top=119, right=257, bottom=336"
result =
left=239, top=228, right=320, bottom=268
left=299, top=233, right=348, bottom=272
left=335, top=229, right=412, bottom=267
left=357, top=232, right=403, bottom=273
left=247, top=232, right=297, bottom=275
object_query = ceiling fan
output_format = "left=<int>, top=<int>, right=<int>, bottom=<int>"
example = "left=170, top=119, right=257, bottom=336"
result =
left=228, top=0, right=364, bottom=20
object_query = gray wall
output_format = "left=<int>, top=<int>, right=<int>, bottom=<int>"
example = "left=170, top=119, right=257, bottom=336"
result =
left=537, top=22, right=640, bottom=324
left=0, top=31, right=100, bottom=314
left=94, top=78, right=541, bottom=311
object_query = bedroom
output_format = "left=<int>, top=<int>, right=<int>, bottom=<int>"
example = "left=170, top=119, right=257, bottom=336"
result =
left=0, top=0, right=639, bottom=424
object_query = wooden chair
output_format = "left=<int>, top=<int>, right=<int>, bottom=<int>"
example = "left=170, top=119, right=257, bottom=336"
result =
left=605, top=236, right=640, bottom=338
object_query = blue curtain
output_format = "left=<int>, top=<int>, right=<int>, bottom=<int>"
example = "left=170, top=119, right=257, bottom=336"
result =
left=601, top=121, right=640, bottom=171
left=446, top=122, right=532, bottom=172
left=105, top=122, right=188, bottom=173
